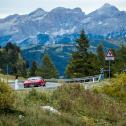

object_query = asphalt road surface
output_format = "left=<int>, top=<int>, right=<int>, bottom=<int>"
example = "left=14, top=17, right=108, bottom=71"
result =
left=9, top=81, right=62, bottom=90
left=8, top=79, right=105, bottom=91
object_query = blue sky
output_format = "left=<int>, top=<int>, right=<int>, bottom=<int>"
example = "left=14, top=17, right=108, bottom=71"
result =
left=0, top=0, right=126, bottom=18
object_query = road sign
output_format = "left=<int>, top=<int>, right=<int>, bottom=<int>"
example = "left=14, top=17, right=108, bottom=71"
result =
left=105, top=49, right=115, bottom=61
left=105, top=57, right=114, bottom=60
left=105, top=49, right=115, bottom=79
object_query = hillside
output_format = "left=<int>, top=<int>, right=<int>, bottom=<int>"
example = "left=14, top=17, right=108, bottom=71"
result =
left=22, top=38, right=118, bottom=75
left=0, top=74, right=126, bottom=126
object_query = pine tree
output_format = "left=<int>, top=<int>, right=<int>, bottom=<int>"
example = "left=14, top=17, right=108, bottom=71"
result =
left=116, top=45, right=126, bottom=63
left=16, top=53, right=27, bottom=77
left=0, top=42, right=27, bottom=75
left=21, top=63, right=27, bottom=77
left=97, top=44, right=105, bottom=67
left=111, top=45, right=126, bottom=74
left=41, top=54, right=58, bottom=79
left=29, top=61, right=37, bottom=76
left=66, top=30, right=100, bottom=78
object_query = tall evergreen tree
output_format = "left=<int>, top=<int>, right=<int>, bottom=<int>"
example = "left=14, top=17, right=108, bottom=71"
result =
left=97, top=44, right=105, bottom=67
left=0, top=42, right=27, bottom=75
left=111, top=45, right=126, bottom=74
left=21, top=63, right=27, bottom=77
left=16, top=54, right=27, bottom=77
left=41, top=54, right=58, bottom=79
left=66, top=30, right=100, bottom=78
left=29, top=61, right=37, bottom=76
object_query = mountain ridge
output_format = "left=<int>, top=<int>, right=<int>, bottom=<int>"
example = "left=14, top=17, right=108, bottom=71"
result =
left=0, top=4, right=126, bottom=41
left=0, top=3, right=126, bottom=47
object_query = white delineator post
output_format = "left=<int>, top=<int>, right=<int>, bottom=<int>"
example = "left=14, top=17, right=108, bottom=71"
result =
left=15, top=79, right=18, bottom=90
left=93, top=77, right=95, bottom=82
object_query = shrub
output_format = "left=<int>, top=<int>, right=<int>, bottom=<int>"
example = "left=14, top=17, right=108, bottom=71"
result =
left=0, top=81, right=15, bottom=111
left=51, top=84, right=85, bottom=111
left=51, top=84, right=124, bottom=125
left=101, top=74, right=126, bottom=102
left=25, top=88, right=51, bottom=105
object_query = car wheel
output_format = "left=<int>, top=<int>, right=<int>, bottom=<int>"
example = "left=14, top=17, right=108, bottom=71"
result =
left=35, top=84, right=39, bottom=87
left=24, top=85, right=28, bottom=88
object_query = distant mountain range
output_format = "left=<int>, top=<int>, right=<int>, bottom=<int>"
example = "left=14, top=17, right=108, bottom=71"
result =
left=0, top=3, right=126, bottom=75
left=0, top=3, right=126, bottom=47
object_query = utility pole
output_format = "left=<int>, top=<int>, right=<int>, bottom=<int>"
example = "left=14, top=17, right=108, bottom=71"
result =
left=109, top=60, right=111, bottom=79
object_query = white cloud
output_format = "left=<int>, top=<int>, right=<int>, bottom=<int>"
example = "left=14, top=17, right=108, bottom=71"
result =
left=0, top=0, right=126, bottom=18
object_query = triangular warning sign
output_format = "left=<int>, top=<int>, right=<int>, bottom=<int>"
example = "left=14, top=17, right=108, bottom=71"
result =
left=106, top=49, right=114, bottom=57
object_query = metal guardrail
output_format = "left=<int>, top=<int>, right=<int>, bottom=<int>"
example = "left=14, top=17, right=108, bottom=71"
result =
left=63, top=75, right=100, bottom=83
left=46, top=75, right=100, bottom=83
left=8, top=80, right=24, bottom=85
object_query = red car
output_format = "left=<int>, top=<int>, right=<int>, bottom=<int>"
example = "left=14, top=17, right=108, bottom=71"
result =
left=24, top=77, right=46, bottom=88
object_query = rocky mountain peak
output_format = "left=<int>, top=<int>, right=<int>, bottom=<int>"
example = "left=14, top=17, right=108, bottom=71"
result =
left=99, top=3, right=119, bottom=12
left=28, top=8, right=46, bottom=18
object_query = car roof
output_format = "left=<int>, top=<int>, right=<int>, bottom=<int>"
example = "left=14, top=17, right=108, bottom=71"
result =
left=28, top=77, right=42, bottom=80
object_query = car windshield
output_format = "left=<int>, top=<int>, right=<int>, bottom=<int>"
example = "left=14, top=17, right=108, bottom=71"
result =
left=28, top=77, right=42, bottom=80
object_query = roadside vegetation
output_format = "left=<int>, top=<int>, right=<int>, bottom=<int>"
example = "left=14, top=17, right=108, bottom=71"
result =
left=93, top=73, right=126, bottom=102
left=0, top=73, right=126, bottom=126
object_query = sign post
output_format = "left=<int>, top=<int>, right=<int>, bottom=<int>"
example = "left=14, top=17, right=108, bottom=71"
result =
left=105, top=49, right=115, bottom=79
left=99, top=68, right=104, bottom=80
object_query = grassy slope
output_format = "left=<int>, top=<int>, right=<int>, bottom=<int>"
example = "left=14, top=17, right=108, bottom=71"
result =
left=0, top=74, right=25, bottom=82
left=0, top=74, right=126, bottom=126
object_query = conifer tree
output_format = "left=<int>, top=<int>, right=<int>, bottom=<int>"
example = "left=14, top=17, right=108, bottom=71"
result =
left=29, top=61, right=37, bottom=76
left=0, top=42, right=27, bottom=75
left=21, top=62, right=27, bottom=77
left=41, top=54, right=58, bottom=79
left=112, top=45, right=126, bottom=74
left=97, top=44, right=105, bottom=67
left=66, top=30, right=100, bottom=78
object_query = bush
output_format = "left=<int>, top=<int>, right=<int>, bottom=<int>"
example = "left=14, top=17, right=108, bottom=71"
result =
left=51, top=84, right=85, bottom=111
left=101, top=74, right=126, bottom=102
left=25, top=88, right=51, bottom=105
left=0, top=81, right=15, bottom=111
